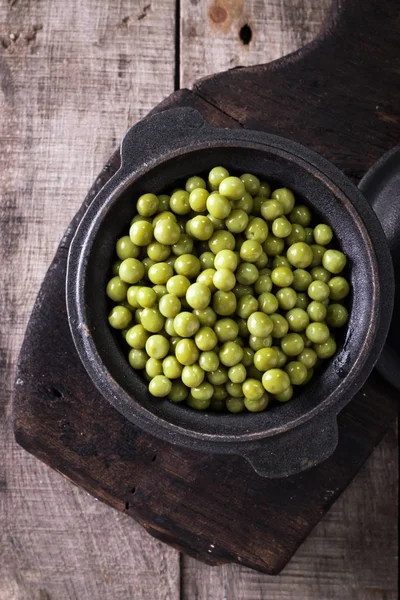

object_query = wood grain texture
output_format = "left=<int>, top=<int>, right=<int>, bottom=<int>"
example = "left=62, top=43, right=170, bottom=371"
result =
left=182, top=428, right=398, bottom=600
left=0, top=1, right=179, bottom=599
left=180, top=0, right=332, bottom=88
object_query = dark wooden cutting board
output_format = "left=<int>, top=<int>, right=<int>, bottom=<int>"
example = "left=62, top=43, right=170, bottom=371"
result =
left=13, top=0, right=400, bottom=574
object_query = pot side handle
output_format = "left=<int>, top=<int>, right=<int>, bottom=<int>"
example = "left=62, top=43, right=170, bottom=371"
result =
left=119, top=107, right=211, bottom=172
left=242, top=413, right=339, bottom=478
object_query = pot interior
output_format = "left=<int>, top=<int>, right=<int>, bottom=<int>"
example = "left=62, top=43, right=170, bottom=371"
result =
left=83, top=143, right=376, bottom=437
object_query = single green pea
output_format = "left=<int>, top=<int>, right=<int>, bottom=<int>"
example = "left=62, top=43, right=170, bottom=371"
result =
left=271, top=266, right=294, bottom=288
left=128, top=348, right=148, bottom=370
left=195, top=326, right=218, bottom=351
left=208, top=230, right=236, bottom=254
left=285, top=361, right=308, bottom=385
left=286, top=223, right=306, bottom=246
left=108, top=305, right=133, bottom=330
left=106, top=276, right=129, bottom=302
left=199, top=252, right=216, bottom=270
left=295, top=293, right=309, bottom=310
left=174, top=254, right=201, bottom=278
left=140, top=307, right=165, bottom=333
left=219, top=176, right=246, bottom=201
left=242, top=378, right=264, bottom=400
left=147, top=241, right=171, bottom=261
left=142, top=257, right=155, bottom=275
left=241, top=348, right=253, bottom=369
left=247, top=312, right=273, bottom=337
left=169, top=336, right=182, bottom=351
left=297, top=348, right=318, bottom=369
left=185, top=176, right=207, bottom=193
left=137, top=193, right=159, bottom=217
left=228, top=363, right=247, bottom=384
left=136, top=286, right=157, bottom=308
left=213, top=385, right=228, bottom=402
left=306, top=322, right=330, bottom=344
left=210, top=397, right=226, bottom=411
left=240, top=173, right=260, bottom=196
left=275, top=385, right=293, bottom=402
left=246, top=365, right=263, bottom=380
left=147, top=262, right=173, bottom=285
left=146, top=357, right=163, bottom=378
left=310, top=244, right=326, bottom=268
left=208, top=166, right=229, bottom=187
left=292, top=268, right=313, bottom=292
left=181, top=364, right=205, bottom=388
left=314, top=224, right=333, bottom=245
left=145, top=335, right=170, bottom=360
left=270, top=313, right=289, bottom=338
left=226, top=397, right=246, bottom=413
left=173, top=311, right=200, bottom=337
left=131, top=214, right=152, bottom=225
left=245, top=393, right=269, bottom=413
left=157, top=194, right=170, bottom=211
left=164, top=318, right=177, bottom=337
left=258, top=181, right=271, bottom=197
left=225, top=209, right=249, bottom=233
left=190, top=382, right=214, bottom=404
left=286, top=308, right=310, bottom=332
left=134, top=308, right=143, bottom=324
left=226, top=382, right=243, bottom=398
left=272, top=255, right=291, bottom=269
left=307, top=300, right=327, bottom=322
left=258, top=292, right=279, bottom=314
left=328, top=276, right=350, bottom=300
left=236, top=263, right=259, bottom=285
left=213, top=268, right=236, bottom=292
left=168, top=381, right=189, bottom=403
left=289, top=204, right=311, bottom=227
left=262, top=368, right=291, bottom=394
left=175, top=338, right=199, bottom=365
left=271, top=188, right=295, bottom=214
left=254, top=251, right=269, bottom=270
left=153, top=218, right=181, bottom=245
left=198, top=350, right=219, bottom=372
left=239, top=239, right=263, bottom=263
left=207, top=366, right=228, bottom=386
left=152, top=210, right=177, bottom=225
left=127, top=286, right=140, bottom=307
left=119, top=258, right=145, bottom=284
left=281, top=333, right=304, bottom=356
left=161, top=356, right=183, bottom=379
left=214, top=318, right=239, bottom=343
left=249, top=334, right=273, bottom=351
left=171, top=234, right=193, bottom=257
left=311, top=266, right=331, bottom=283
left=326, top=303, right=349, bottom=328
left=322, top=249, right=347, bottom=274
left=261, top=199, right=284, bottom=221
left=232, top=283, right=254, bottom=298
left=126, top=324, right=149, bottom=349
left=149, top=374, right=172, bottom=397
left=272, top=216, right=292, bottom=238
left=166, top=275, right=190, bottom=297
left=189, top=216, right=215, bottom=241
left=236, top=295, right=258, bottom=319
left=276, top=287, right=297, bottom=310
left=116, top=236, right=140, bottom=260
left=170, top=190, right=191, bottom=215
left=111, top=260, right=121, bottom=276
left=286, top=242, right=313, bottom=269
left=314, top=336, right=337, bottom=358
left=308, top=280, right=330, bottom=302
left=232, top=192, right=254, bottom=213
left=189, top=187, right=209, bottom=212
left=245, top=217, right=269, bottom=243
left=219, top=341, right=244, bottom=367
left=263, top=235, right=285, bottom=257
left=206, top=193, right=231, bottom=219
left=129, top=220, right=153, bottom=246
left=212, top=291, right=237, bottom=316
left=193, top=307, right=217, bottom=327
left=185, top=282, right=212, bottom=310
left=251, top=195, right=264, bottom=216
left=254, top=347, right=278, bottom=371
left=304, top=227, right=314, bottom=244
left=165, top=255, right=176, bottom=270
left=159, top=293, right=181, bottom=318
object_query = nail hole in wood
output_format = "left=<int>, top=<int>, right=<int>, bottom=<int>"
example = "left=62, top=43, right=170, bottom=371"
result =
left=239, top=24, right=252, bottom=45
left=131, top=486, right=136, bottom=494
left=151, top=455, right=157, bottom=462
left=125, top=501, right=130, bottom=510
left=50, top=387, right=62, bottom=398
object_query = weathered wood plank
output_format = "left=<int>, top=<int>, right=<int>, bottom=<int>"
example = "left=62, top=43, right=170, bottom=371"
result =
left=0, top=1, right=179, bottom=599
left=182, top=428, right=398, bottom=599
left=179, top=0, right=332, bottom=88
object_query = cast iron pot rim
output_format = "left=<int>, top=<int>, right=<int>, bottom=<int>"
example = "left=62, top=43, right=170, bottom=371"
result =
left=66, top=113, right=391, bottom=449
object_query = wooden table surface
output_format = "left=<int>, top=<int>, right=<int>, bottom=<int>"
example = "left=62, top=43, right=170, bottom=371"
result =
left=0, top=1, right=398, bottom=599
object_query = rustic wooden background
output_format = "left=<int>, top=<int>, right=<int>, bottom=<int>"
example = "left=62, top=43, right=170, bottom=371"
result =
left=0, top=1, right=398, bottom=599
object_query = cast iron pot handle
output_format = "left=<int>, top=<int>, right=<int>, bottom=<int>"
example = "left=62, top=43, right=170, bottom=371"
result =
left=119, top=107, right=214, bottom=175
left=242, top=413, right=339, bottom=478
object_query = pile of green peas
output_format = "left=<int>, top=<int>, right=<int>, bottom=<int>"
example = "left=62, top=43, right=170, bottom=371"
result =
left=106, top=166, right=350, bottom=413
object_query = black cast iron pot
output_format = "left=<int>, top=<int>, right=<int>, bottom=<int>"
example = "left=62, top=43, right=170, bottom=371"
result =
left=66, top=107, right=394, bottom=478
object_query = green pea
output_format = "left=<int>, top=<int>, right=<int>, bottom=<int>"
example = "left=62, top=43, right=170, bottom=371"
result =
left=199, top=252, right=216, bottom=270
left=258, top=292, right=279, bottom=314
left=286, top=242, right=313, bottom=269
left=228, top=364, right=247, bottom=383
left=304, top=227, right=314, bottom=244
left=285, top=361, right=308, bottom=385
left=208, top=230, right=236, bottom=254
left=146, top=357, right=163, bottom=378
left=240, top=173, right=260, bottom=195
left=310, top=244, right=326, bottom=268
left=308, top=280, right=330, bottom=302
left=262, top=368, right=291, bottom=394
left=209, top=166, right=229, bottom=187
left=286, top=223, right=306, bottom=246
left=307, top=301, right=327, bottom=322
left=258, top=181, right=271, bottom=197
left=314, top=224, right=333, bottom=245
left=153, top=218, right=181, bottom=245
left=149, top=375, right=172, bottom=397
left=152, top=210, right=176, bottom=225
left=289, top=205, right=311, bottom=227
left=225, top=209, right=249, bottom=233
left=271, top=266, right=294, bottom=287
left=195, top=326, right=218, bottom=351
left=247, top=312, right=273, bottom=337
left=311, top=266, right=331, bottom=283
left=297, top=348, right=318, bottom=369
left=263, top=235, right=285, bottom=256
left=245, top=217, right=269, bottom=243
left=276, top=287, right=297, bottom=310
left=112, top=260, right=122, bottom=276
left=275, top=385, right=293, bottom=402
left=219, top=342, right=244, bottom=367
left=126, top=324, right=149, bottom=349
left=326, top=304, right=348, bottom=328
left=157, top=195, right=170, bottom=212
left=219, top=176, right=246, bottom=201
left=168, top=381, right=189, bottom=403
left=272, top=255, right=291, bottom=269
left=128, top=348, right=148, bottom=370
left=170, top=190, right=190, bottom=215
left=106, top=276, right=129, bottom=302
left=270, top=313, right=289, bottom=338
left=306, top=322, right=330, bottom=344
left=295, top=293, right=309, bottom=310
left=245, top=393, right=269, bottom=413
left=286, top=308, right=310, bottom=332
left=189, top=188, right=209, bottom=212
left=272, top=216, right=292, bottom=238
left=116, top=236, right=140, bottom=260
left=261, top=199, right=284, bottom=221
left=159, top=293, right=181, bottom=318
left=164, top=318, right=177, bottom=336
left=281, top=333, right=304, bottom=356
left=292, top=268, right=313, bottom=292
left=193, top=307, right=217, bottom=327
left=322, top=249, right=347, bottom=274
left=241, top=347, right=254, bottom=367
left=174, top=254, right=201, bottom=278
left=226, top=397, right=246, bottom=413
left=181, top=364, right=205, bottom=388
left=328, top=276, right=350, bottom=300
left=166, top=275, right=190, bottom=297
left=271, top=188, right=295, bottom=214
left=314, top=336, right=337, bottom=358
left=129, top=220, right=153, bottom=246
left=137, top=193, right=159, bottom=217
left=242, top=378, right=264, bottom=401
left=186, top=176, right=207, bottom=193
left=254, top=274, right=272, bottom=295
left=249, top=334, right=273, bottom=351
left=162, top=356, right=183, bottom=379
left=140, top=307, right=165, bottom=333
left=213, top=291, right=237, bottom=316
left=214, top=318, right=239, bottom=342
left=254, top=347, right=278, bottom=371
left=213, top=268, right=236, bottom=292
left=108, top=305, right=132, bottom=330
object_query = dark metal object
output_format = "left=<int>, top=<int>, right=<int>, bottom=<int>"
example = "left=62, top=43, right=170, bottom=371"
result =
left=66, top=107, right=394, bottom=478
left=359, top=146, right=400, bottom=392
